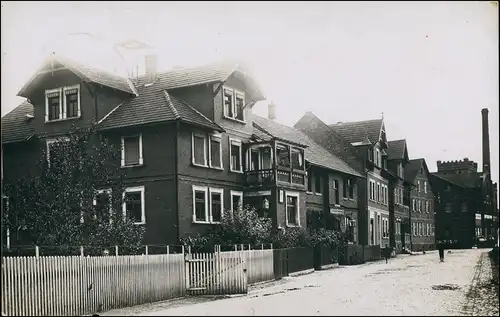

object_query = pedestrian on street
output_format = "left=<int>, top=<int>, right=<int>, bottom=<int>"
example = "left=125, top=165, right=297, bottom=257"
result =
left=437, top=240, right=445, bottom=262
left=383, top=244, right=391, bottom=264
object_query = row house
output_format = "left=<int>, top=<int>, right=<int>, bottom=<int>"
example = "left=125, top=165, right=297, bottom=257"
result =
left=405, top=159, right=436, bottom=251
left=386, top=139, right=412, bottom=252
left=252, top=115, right=364, bottom=242
left=328, top=119, right=392, bottom=247
left=295, top=113, right=395, bottom=247
left=294, top=112, right=368, bottom=244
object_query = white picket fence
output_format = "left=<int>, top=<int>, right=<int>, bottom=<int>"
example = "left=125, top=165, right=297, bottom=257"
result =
left=186, top=251, right=247, bottom=295
left=1, top=249, right=275, bottom=316
left=219, top=249, right=274, bottom=285
left=1, top=254, right=185, bottom=316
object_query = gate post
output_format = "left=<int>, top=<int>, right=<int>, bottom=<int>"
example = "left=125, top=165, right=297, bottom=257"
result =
left=184, top=251, right=191, bottom=292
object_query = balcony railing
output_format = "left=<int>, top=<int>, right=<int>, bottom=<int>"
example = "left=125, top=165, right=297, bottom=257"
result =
left=246, top=169, right=275, bottom=187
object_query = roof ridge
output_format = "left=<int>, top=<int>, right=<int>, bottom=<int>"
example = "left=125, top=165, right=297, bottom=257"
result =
left=163, top=91, right=180, bottom=119
left=330, top=118, right=383, bottom=126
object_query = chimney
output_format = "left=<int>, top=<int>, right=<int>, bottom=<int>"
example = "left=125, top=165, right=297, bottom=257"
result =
left=268, top=101, right=276, bottom=120
left=482, top=108, right=491, bottom=175
left=144, top=54, right=158, bottom=85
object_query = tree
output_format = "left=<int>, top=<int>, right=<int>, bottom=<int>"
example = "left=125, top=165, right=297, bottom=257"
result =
left=2, top=126, right=145, bottom=255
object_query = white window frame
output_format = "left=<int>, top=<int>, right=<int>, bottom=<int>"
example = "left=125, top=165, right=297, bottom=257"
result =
left=192, top=185, right=209, bottom=223
left=45, top=87, right=63, bottom=122
left=377, top=182, right=381, bottom=203
left=46, top=137, right=70, bottom=166
left=62, top=84, right=81, bottom=119
left=285, top=191, right=301, bottom=227
left=92, top=188, right=113, bottom=223
left=417, top=180, right=421, bottom=192
left=375, top=149, right=380, bottom=166
left=121, top=133, right=144, bottom=167
left=208, top=134, right=223, bottom=169
left=2, top=195, right=10, bottom=249
left=192, top=132, right=208, bottom=167
left=223, top=87, right=246, bottom=122
left=230, top=190, right=244, bottom=214
left=209, top=188, right=224, bottom=223
left=229, top=138, right=243, bottom=173
left=122, top=186, right=146, bottom=225
left=424, top=181, right=427, bottom=194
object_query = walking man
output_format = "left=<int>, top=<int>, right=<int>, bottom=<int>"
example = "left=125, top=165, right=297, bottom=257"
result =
left=383, top=244, right=392, bottom=264
left=437, top=240, right=445, bottom=262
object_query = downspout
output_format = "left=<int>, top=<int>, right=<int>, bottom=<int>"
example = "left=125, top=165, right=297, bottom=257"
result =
left=174, top=121, right=180, bottom=243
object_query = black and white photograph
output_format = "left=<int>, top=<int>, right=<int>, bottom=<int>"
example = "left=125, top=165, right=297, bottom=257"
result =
left=1, top=1, right=499, bottom=316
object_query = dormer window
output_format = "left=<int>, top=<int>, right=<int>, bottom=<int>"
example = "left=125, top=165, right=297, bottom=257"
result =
left=45, top=85, right=81, bottom=122
left=368, top=148, right=374, bottom=161
left=223, top=87, right=245, bottom=122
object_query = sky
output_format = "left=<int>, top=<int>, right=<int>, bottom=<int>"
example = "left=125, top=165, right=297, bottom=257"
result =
left=1, top=1, right=499, bottom=184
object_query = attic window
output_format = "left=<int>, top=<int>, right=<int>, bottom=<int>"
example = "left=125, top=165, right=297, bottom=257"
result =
left=223, top=87, right=245, bottom=122
left=45, top=85, right=81, bottom=122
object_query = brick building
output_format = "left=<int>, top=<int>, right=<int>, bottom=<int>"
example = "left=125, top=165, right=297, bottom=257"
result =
left=405, top=158, right=436, bottom=251
left=386, top=139, right=412, bottom=252
left=430, top=108, right=498, bottom=248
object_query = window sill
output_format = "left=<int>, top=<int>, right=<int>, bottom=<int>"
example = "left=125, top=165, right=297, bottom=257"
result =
left=306, top=191, right=313, bottom=195
left=286, top=224, right=301, bottom=228
left=121, top=163, right=144, bottom=169
left=133, top=222, right=146, bottom=225
left=192, top=162, right=209, bottom=168
left=45, top=116, right=81, bottom=123
left=193, top=221, right=218, bottom=225
left=230, top=169, right=244, bottom=174
left=314, top=192, right=322, bottom=196
left=223, top=115, right=246, bottom=124
left=209, top=165, right=224, bottom=171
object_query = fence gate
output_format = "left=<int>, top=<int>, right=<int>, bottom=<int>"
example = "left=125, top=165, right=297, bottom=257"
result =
left=184, top=251, right=247, bottom=295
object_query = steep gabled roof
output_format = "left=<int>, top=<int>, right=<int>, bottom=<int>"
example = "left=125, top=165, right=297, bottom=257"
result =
left=404, top=158, right=436, bottom=187
left=1, top=101, right=35, bottom=144
left=294, top=112, right=364, bottom=174
left=404, top=158, right=425, bottom=182
left=387, top=139, right=407, bottom=160
left=253, top=116, right=363, bottom=178
left=98, top=90, right=223, bottom=132
left=17, top=54, right=137, bottom=97
left=329, top=119, right=383, bottom=145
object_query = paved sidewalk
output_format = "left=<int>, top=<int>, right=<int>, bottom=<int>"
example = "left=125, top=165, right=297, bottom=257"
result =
left=101, top=249, right=486, bottom=316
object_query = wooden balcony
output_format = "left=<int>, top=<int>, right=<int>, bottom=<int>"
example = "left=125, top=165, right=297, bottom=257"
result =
left=245, top=169, right=275, bottom=187
left=245, top=140, right=306, bottom=189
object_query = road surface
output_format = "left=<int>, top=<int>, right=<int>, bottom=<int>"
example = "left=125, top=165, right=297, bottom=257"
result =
left=102, top=249, right=494, bottom=316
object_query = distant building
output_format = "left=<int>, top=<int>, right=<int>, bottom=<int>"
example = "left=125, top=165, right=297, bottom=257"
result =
left=430, top=109, right=498, bottom=248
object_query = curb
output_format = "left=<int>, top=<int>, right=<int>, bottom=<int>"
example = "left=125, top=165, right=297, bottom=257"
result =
left=318, top=263, right=339, bottom=270
left=289, top=268, right=315, bottom=277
